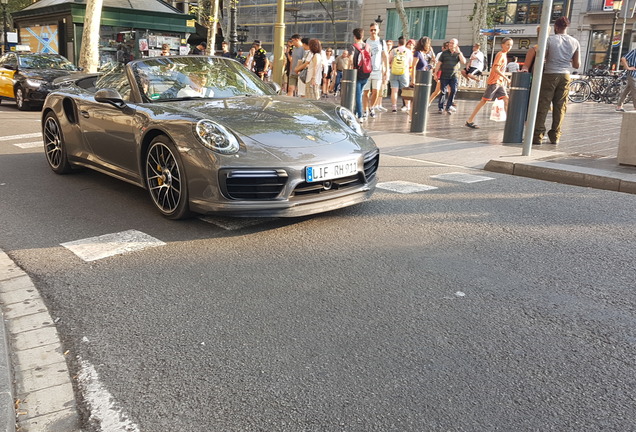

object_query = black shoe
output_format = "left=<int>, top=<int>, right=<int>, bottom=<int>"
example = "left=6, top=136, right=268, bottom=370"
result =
left=465, top=122, right=479, bottom=129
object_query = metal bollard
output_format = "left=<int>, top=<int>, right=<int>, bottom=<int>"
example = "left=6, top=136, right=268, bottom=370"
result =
left=503, top=72, right=532, bottom=144
left=340, top=69, right=357, bottom=114
left=410, top=70, right=433, bottom=133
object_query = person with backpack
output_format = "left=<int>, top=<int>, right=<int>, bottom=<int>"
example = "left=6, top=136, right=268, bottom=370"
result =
left=389, top=36, right=413, bottom=113
left=350, top=27, right=372, bottom=122
left=362, top=22, right=389, bottom=119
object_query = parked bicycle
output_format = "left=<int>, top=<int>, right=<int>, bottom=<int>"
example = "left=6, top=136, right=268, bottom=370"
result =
left=568, top=68, right=629, bottom=104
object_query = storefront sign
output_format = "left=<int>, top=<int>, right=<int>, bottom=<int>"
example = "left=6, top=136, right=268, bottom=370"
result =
left=604, top=0, right=616, bottom=11
left=493, top=25, right=539, bottom=36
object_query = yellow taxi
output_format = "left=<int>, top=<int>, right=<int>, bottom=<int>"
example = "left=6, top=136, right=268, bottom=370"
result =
left=0, top=52, right=80, bottom=110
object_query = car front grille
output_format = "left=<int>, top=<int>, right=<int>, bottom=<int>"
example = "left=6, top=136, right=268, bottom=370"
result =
left=363, top=150, right=380, bottom=181
left=220, top=169, right=288, bottom=200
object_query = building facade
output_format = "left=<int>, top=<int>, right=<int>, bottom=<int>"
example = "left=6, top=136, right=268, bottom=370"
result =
left=11, top=0, right=196, bottom=66
left=362, top=0, right=635, bottom=71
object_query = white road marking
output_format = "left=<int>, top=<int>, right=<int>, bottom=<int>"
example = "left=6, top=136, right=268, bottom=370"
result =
left=377, top=181, right=438, bottom=194
left=0, top=133, right=42, bottom=141
left=77, top=356, right=142, bottom=432
left=430, top=172, right=495, bottom=183
left=14, top=141, right=42, bottom=149
left=199, top=216, right=277, bottom=230
left=61, top=229, right=166, bottom=262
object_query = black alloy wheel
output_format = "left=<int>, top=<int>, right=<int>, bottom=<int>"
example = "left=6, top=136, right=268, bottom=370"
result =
left=15, top=86, right=29, bottom=111
left=145, top=137, right=191, bottom=220
left=43, top=112, right=73, bottom=174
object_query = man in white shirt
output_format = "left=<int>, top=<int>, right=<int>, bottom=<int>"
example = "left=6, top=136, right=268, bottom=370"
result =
left=506, top=57, right=520, bottom=73
left=461, top=43, right=484, bottom=81
left=362, top=22, right=389, bottom=118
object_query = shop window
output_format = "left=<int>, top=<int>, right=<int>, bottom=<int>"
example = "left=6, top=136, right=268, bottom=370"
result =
left=385, top=6, right=447, bottom=41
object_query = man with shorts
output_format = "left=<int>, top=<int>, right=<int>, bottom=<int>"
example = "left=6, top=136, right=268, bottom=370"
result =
left=286, top=34, right=304, bottom=96
left=389, top=36, right=412, bottom=113
left=465, top=37, right=513, bottom=129
left=461, top=43, right=484, bottom=81
left=362, top=22, right=389, bottom=118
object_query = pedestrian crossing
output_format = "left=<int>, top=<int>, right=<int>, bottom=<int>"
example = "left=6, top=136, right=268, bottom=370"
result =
left=2, top=132, right=500, bottom=262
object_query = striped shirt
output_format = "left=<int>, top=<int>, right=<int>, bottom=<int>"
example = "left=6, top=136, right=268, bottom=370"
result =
left=624, top=49, right=636, bottom=78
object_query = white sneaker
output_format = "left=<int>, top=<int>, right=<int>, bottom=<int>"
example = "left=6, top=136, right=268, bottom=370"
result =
left=401, top=106, right=409, bottom=112
left=375, top=106, right=388, bottom=112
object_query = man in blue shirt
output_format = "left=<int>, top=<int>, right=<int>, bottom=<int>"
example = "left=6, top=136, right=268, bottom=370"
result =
left=616, top=48, right=636, bottom=112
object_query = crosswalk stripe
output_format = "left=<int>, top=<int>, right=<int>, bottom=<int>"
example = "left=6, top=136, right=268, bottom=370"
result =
left=60, top=230, right=166, bottom=262
left=14, top=141, right=42, bottom=149
left=0, top=133, right=42, bottom=142
left=430, top=172, right=495, bottom=183
left=377, top=181, right=438, bottom=194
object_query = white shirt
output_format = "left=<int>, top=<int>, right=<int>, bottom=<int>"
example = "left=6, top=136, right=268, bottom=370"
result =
left=469, top=50, right=485, bottom=72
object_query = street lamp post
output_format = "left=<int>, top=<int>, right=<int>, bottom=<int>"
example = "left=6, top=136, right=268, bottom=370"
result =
left=374, top=15, right=383, bottom=27
left=229, top=0, right=238, bottom=55
left=1, top=0, right=9, bottom=55
left=606, top=0, right=622, bottom=70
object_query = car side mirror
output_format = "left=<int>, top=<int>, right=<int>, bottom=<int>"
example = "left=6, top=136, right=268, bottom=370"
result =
left=94, top=88, right=127, bottom=109
left=267, top=81, right=281, bottom=94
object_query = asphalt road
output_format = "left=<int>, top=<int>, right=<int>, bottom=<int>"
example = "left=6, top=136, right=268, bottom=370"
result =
left=1, top=102, right=636, bottom=431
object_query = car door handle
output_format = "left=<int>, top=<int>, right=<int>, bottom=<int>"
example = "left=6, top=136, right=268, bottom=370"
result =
left=80, top=110, right=90, bottom=118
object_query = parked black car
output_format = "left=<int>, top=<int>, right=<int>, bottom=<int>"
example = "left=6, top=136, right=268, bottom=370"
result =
left=0, top=52, right=80, bottom=110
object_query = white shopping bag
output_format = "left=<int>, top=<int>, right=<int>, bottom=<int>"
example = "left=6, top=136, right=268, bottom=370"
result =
left=490, top=99, right=507, bottom=122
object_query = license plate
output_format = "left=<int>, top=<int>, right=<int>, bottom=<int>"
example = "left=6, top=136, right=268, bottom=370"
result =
left=306, top=159, right=358, bottom=182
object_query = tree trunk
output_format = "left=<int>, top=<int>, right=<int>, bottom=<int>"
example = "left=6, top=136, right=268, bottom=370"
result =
left=209, top=0, right=219, bottom=54
left=394, top=0, right=409, bottom=40
left=472, top=0, right=488, bottom=66
left=78, top=0, right=103, bottom=73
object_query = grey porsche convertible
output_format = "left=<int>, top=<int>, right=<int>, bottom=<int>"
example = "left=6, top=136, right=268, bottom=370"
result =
left=42, top=56, right=379, bottom=219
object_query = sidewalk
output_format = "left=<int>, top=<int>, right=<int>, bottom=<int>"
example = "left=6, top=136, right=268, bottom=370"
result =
left=362, top=94, right=636, bottom=194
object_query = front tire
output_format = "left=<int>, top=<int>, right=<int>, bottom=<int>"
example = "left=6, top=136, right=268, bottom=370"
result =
left=15, top=86, right=30, bottom=111
left=568, top=80, right=590, bottom=103
left=145, top=137, right=191, bottom=220
left=43, top=112, right=73, bottom=174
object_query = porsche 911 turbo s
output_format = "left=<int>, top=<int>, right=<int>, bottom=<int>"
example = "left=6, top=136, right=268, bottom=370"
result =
left=0, top=52, right=81, bottom=110
left=42, top=56, right=380, bottom=219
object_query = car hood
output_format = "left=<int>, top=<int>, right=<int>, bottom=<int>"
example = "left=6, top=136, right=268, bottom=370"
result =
left=21, top=69, right=80, bottom=82
left=168, top=96, right=354, bottom=148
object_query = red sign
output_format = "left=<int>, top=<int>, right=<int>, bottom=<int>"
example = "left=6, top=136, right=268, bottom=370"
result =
left=604, top=0, right=615, bottom=11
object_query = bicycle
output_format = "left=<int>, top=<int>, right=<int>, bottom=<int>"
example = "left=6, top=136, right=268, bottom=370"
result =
left=568, top=68, right=626, bottom=104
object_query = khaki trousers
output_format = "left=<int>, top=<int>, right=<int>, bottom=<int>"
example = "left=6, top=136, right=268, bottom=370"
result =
left=618, top=74, right=636, bottom=109
left=533, top=73, right=571, bottom=143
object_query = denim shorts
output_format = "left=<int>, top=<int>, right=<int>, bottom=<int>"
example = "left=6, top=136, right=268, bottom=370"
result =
left=389, top=73, right=409, bottom=89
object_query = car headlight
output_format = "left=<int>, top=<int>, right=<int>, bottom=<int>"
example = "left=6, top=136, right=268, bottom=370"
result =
left=195, top=120, right=240, bottom=155
left=337, top=106, right=363, bottom=136
left=26, top=79, right=46, bottom=88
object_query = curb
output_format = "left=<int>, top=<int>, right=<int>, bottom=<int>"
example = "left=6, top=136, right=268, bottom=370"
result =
left=0, top=306, right=15, bottom=432
left=484, top=159, right=636, bottom=194
left=0, top=251, right=82, bottom=432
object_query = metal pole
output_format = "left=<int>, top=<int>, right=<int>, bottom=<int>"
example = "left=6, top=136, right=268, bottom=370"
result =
left=340, top=69, right=357, bottom=113
left=410, top=70, right=432, bottom=133
left=272, top=0, right=285, bottom=85
left=616, top=16, right=628, bottom=71
left=522, top=0, right=553, bottom=156
left=2, top=2, right=8, bottom=54
left=229, top=0, right=238, bottom=56
left=606, top=11, right=619, bottom=70
left=503, top=72, right=532, bottom=143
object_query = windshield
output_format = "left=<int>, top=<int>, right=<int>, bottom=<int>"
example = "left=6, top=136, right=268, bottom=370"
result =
left=18, top=54, right=78, bottom=71
left=130, top=56, right=275, bottom=101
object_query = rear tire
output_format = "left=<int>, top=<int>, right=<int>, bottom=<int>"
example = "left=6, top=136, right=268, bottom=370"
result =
left=43, top=112, right=73, bottom=174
